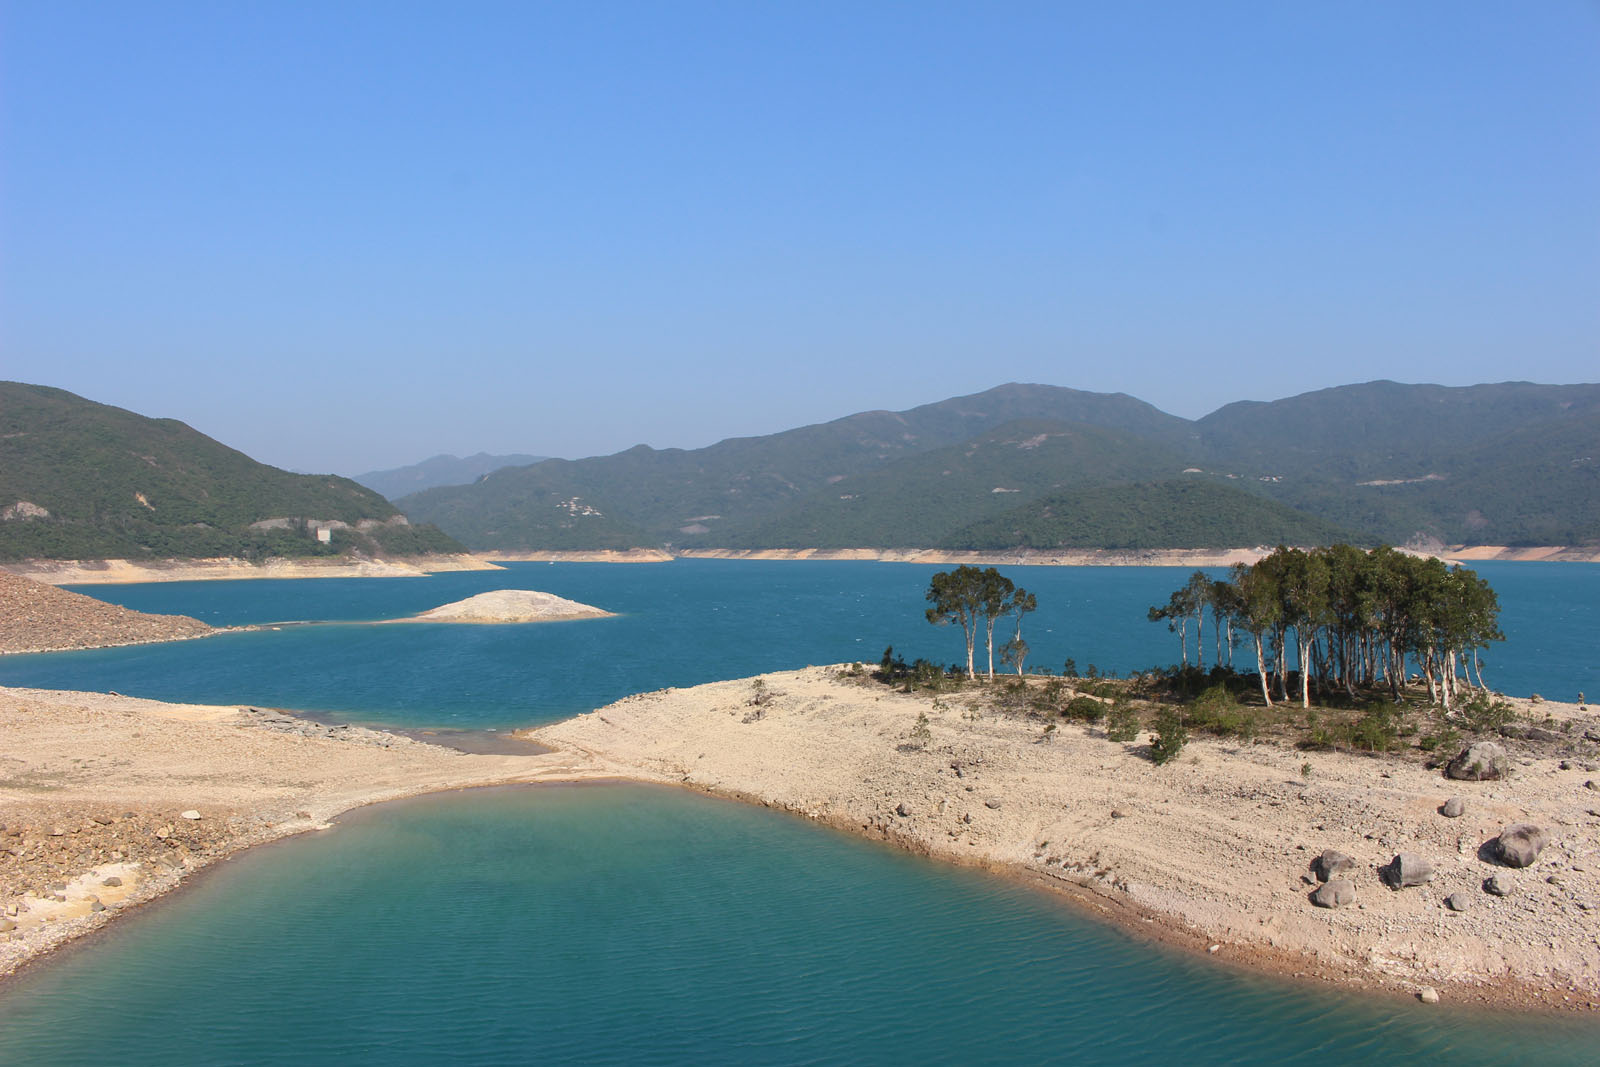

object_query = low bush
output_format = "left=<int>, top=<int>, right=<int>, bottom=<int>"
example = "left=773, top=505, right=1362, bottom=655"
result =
left=1149, top=708, right=1188, bottom=764
left=1064, top=696, right=1107, bottom=724
left=1105, top=701, right=1140, bottom=742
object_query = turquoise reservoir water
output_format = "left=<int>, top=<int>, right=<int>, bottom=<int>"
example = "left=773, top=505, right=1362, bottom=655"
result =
left=4, top=785, right=1598, bottom=1065
left=0, top=560, right=1592, bottom=729
left=1, top=561, right=1597, bottom=1062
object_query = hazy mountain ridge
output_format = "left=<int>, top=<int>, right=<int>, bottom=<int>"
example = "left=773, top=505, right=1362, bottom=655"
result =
left=400, top=380, right=1600, bottom=551
left=354, top=452, right=551, bottom=501
left=0, top=382, right=464, bottom=561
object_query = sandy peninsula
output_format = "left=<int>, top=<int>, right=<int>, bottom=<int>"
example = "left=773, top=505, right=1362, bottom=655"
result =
left=401, top=589, right=614, bottom=623
left=0, top=571, right=212, bottom=654
left=527, top=667, right=1600, bottom=1011
left=0, top=686, right=605, bottom=980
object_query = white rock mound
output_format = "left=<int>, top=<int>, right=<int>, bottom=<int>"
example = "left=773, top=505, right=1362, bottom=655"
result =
left=410, top=589, right=613, bottom=623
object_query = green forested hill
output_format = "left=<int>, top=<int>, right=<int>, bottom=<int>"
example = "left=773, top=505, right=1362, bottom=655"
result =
left=400, top=383, right=1189, bottom=549
left=398, top=379, right=1600, bottom=552
left=942, top=480, right=1352, bottom=550
left=716, top=419, right=1190, bottom=548
left=0, top=382, right=463, bottom=560
left=1193, top=380, right=1600, bottom=482
left=1256, top=407, right=1600, bottom=545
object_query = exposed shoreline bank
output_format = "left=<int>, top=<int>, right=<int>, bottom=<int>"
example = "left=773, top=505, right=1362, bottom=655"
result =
left=526, top=667, right=1600, bottom=1013
left=0, top=687, right=606, bottom=984
left=1, top=554, right=501, bottom=586
left=676, top=545, right=1600, bottom=566
left=5, top=668, right=1600, bottom=1013
left=6, top=544, right=1596, bottom=587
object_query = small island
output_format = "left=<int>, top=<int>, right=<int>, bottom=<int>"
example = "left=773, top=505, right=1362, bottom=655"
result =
left=403, top=589, right=614, bottom=624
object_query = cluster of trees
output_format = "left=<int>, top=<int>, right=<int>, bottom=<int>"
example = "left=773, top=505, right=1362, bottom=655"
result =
left=1150, top=545, right=1503, bottom=710
left=925, top=565, right=1036, bottom=679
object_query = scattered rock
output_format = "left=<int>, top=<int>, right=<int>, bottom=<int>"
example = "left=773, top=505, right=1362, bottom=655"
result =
left=1440, top=797, right=1466, bottom=819
left=0, top=919, right=14, bottom=933
left=180, top=810, right=201, bottom=821
left=895, top=802, right=912, bottom=818
left=1418, top=986, right=1440, bottom=1004
left=101, top=876, right=123, bottom=887
left=1446, top=741, right=1509, bottom=781
left=1311, top=879, right=1355, bottom=908
left=1444, top=892, right=1471, bottom=912
left=1311, top=849, right=1357, bottom=882
left=88, top=896, right=105, bottom=913
left=984, top=798, right=1002, bottom=810
left=1383, top=853, right=1435, bottom=888
left=1492, top=824, right=1548, bottom=868
left=1484, top=873, right=1513, bottom=897
left=1586, top=781, right=1598, bottom=791
left=1110, top=809, right=1128, bottom=819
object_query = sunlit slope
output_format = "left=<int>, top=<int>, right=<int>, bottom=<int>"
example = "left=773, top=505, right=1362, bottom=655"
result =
left=0, top=382, right=463, bottom=560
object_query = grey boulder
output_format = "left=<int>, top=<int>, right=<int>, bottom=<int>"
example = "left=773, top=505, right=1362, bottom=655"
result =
left=1440, top=797, right=1466, bottom=818
left=1446, top=741, right=1510, bottom=781
left=1311, top=850, right=1358, bottom=882
left=1492, top=824, right=1548, bottom=868
left=1310, top=878, right=1356, bottom=908
left=1383, top=853, right=1435, bottom=888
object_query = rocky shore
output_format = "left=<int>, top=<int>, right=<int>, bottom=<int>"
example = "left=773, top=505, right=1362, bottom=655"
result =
left=0, top=571, right=212, bottom=654
left=528, top=667, right=1600, bottom=1011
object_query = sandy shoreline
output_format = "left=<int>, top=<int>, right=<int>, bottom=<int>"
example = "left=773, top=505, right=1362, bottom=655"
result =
left=0, top=687, right=606, bottom=982
left=527, top=668, right=1600, bottom=1012
left=2, top=554, right=501, bottom=585
left=6, top=668, right=1600, bottom=1013
left=6, top=545, right=1596, bottom=587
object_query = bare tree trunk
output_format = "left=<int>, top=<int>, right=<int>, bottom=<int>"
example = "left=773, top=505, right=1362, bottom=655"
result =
left=984, top=619, right=996, bottom=680
left=1255, top=633, right=1273, bottom=707
left=1300, top=632, right=1312, bottom=709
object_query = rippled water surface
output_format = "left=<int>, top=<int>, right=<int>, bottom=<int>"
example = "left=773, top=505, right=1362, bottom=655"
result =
left=0, top=560, right=1592, bottom=729
left=1, top=561, right=1597, bottom=1063
left=4, top=785, right=1597, bottom=1065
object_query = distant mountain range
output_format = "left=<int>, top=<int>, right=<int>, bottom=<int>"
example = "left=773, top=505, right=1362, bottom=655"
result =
left=0, top=383, right=464, bottom=561
left=354, top=452, right=552, bottom=501
left=399, top=381, right=1600, bottom=551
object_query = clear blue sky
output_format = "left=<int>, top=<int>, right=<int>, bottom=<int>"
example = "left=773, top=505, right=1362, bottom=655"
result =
left=3, top=2, right=1596, bottom=475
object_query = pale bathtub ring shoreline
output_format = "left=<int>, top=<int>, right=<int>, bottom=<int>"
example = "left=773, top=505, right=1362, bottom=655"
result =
left=4, top=543, right=1597, bottom=587
left=1, top=674, right=1596, bottom=1017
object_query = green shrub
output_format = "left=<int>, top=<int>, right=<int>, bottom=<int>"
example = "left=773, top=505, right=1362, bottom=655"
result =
left=1105, top=702, right=1140, bottom=742
left=1149, top=708, right=1188, bottom=764
left=1064, top=696, right=1107, bottom=723
left=1458, top=691, right=1515, bottom=735
left=909, top=711, right=932, bottom=749
left=1349, top=704, right=1398, bottom=752
left=1186, top=684, right=1256, bottom=740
